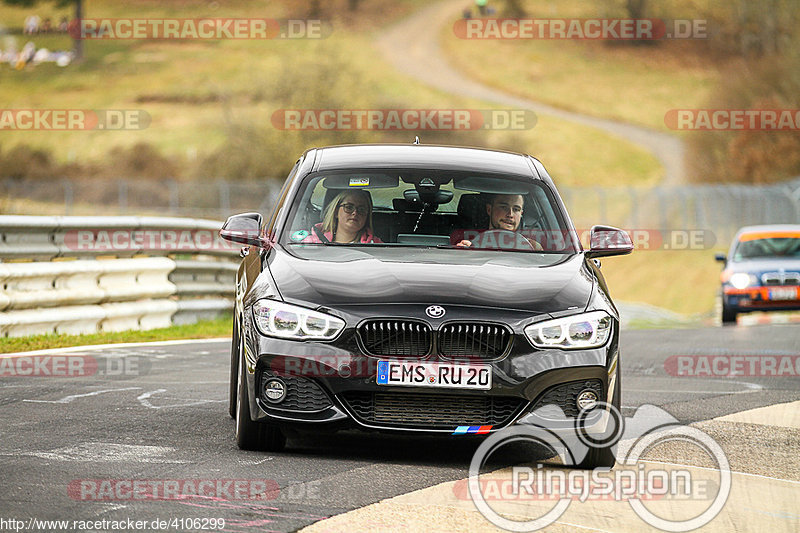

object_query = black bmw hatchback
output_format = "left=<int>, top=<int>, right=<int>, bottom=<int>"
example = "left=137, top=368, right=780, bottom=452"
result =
left=220, top=143, right=633, bottom=468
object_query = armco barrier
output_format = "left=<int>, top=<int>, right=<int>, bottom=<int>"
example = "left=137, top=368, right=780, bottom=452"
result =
left=0, top=216, right=240, bottom=338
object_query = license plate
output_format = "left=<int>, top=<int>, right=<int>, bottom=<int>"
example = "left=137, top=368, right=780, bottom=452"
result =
left=376, top=361, right=491, bottom=390
left=768, top=287, right=798, bottom=300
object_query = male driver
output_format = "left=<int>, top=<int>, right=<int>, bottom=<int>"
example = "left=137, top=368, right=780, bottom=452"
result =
left=457, top=194, right=543, bottom=250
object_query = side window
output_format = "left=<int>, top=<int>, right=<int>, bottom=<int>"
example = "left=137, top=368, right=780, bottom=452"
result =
left=527, top=186, right=560, bottom=231
left=265, top=160, right=300, bottom=238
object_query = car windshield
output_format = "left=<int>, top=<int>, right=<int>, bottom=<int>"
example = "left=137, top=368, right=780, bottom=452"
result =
left=733, top=233, right=800, bottom=260
left=281, top=170, right=579, bottom=253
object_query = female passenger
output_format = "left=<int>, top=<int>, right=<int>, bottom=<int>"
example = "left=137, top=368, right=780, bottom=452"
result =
left=303, top=190, right=383, bottom=244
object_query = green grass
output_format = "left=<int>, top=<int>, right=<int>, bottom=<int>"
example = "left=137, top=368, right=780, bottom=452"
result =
left=0, top=0, right=660, bottom=187
left=0, top=0, right=708, bottom=319
left=601, top=249, right=722, bottom=316
left=0, top=315, right=231, bottom=354
left=440, top=0, right=721, bottom=132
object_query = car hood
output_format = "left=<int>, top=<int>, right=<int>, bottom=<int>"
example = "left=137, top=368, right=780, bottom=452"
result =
left=729, top=258, right=800, bottom=273
left=265, top=245, right=594, bottom=314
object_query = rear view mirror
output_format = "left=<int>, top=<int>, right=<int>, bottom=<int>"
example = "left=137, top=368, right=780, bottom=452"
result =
left=714, top=253, right=727, bottom=265
left=585, top=225, right=633, bottom=258
left=219, top=212, right=268, bottom=247
left=403, top=188, right=454, bottom=205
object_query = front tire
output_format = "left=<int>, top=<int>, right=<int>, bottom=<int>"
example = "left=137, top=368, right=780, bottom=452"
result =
left=234, top=339, right=286, bottom=452
left=575, top=365, right=621, bottom=469
left=721, top=304, right=737, bottom=324
left=228, top=314, right=240, bottom=419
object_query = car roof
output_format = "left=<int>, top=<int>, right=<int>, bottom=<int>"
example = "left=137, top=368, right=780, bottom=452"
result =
left=735, top=224, right=800, bottom=239
left=311, top=144, right=538, bottom=177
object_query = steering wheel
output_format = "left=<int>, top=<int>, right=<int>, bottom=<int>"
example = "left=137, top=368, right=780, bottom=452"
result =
left=477, top=229, right=540, bottom=251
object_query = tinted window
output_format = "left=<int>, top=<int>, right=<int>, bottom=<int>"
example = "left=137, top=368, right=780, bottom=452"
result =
left=734, top=235, right=800, bottom=260
left=281, top=170, right=578, bottom=253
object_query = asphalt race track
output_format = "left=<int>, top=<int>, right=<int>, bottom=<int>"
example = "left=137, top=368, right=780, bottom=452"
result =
left=1, top=323, right=799, bottom=532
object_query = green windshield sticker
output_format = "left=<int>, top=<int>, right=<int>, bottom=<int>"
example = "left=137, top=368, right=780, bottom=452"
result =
left=291, top=230, right=309, bottom=241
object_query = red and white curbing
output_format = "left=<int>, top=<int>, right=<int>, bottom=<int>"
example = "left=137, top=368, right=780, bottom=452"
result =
left=737, top=312, right=800, bottom=326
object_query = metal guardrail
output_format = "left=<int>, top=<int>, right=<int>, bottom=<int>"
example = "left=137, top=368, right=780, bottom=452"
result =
left=0, top=216, right=239, bottom=338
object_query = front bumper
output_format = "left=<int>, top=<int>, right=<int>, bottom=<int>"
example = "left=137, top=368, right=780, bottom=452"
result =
left=722, top=286, right=800, bottom=313
left=242, top=331, right=619, bottom=436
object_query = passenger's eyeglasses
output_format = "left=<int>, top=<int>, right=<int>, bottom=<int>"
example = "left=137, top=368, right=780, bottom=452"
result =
left=339, top=203, right=368, bottom=216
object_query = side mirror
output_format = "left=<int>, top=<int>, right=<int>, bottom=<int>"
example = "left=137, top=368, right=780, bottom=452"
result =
left=714, top=253, right=727, bottom=265
left=219, top=212, right=268, bottom=248
left=585, top=225, right=633, bottom=258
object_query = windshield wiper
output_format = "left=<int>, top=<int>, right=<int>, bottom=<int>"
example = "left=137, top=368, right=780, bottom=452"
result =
left=434, top=244, right=569, bottom=254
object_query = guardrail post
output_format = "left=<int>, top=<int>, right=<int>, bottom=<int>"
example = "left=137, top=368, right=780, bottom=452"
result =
left=627, top=187, right=638, bottom=229
left=593, top=186, right=607, bottom=223
left=168, top=179, right=180, bottom=214
left=62, top=179, right=73, bottom=215
left=118, top=179, right=128, bottom=214
left=218, top=179, right=231, bottom=219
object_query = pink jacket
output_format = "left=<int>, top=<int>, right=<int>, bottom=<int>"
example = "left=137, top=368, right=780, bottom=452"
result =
left=301, top=224, right=382, bottom=244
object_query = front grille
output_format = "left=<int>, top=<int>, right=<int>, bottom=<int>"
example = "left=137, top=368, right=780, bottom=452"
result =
left=259, top=371, right=332, bottom=411
left=340, top=391, right=524, bottom=429
left=439, top=323, right=511, bottom=359
left=358, top=320, right=432, bottom=357
left=761, top=272, right=800, bottom=286
left=358, top=320, right=512, bottom=359
left=531, top=379, right=604, bottom=418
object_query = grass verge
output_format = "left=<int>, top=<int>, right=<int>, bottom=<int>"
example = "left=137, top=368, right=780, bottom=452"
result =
left=601, top=249, right=722, bottom=316
left=0, top=0, right=660, bottom=187
left=440, top=0, right=721, bottom=132
left=0, top=315, right=231, bottom=354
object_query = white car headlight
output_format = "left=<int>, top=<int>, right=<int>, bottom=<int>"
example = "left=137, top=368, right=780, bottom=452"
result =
left=253, top=299, right=345, bottom=340
left=729, top=272, right=756, bottom=289
left=525, top=311, right=613, bottom=349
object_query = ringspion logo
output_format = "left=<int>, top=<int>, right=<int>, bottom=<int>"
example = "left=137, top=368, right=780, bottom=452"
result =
left=467, top=404, right=730, bottom=531
left=0, top=109, right=149, bottom=130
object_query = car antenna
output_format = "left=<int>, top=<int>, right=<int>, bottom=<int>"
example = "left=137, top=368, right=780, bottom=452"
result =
left=413, top=136, right=420, bottom=145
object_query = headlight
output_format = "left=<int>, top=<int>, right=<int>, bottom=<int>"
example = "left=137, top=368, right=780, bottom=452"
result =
left=729, top=272, right=756, bottom=289
left=525, top=311, right=613, bottom=349
left=253, top=299, right=345, bottom=340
